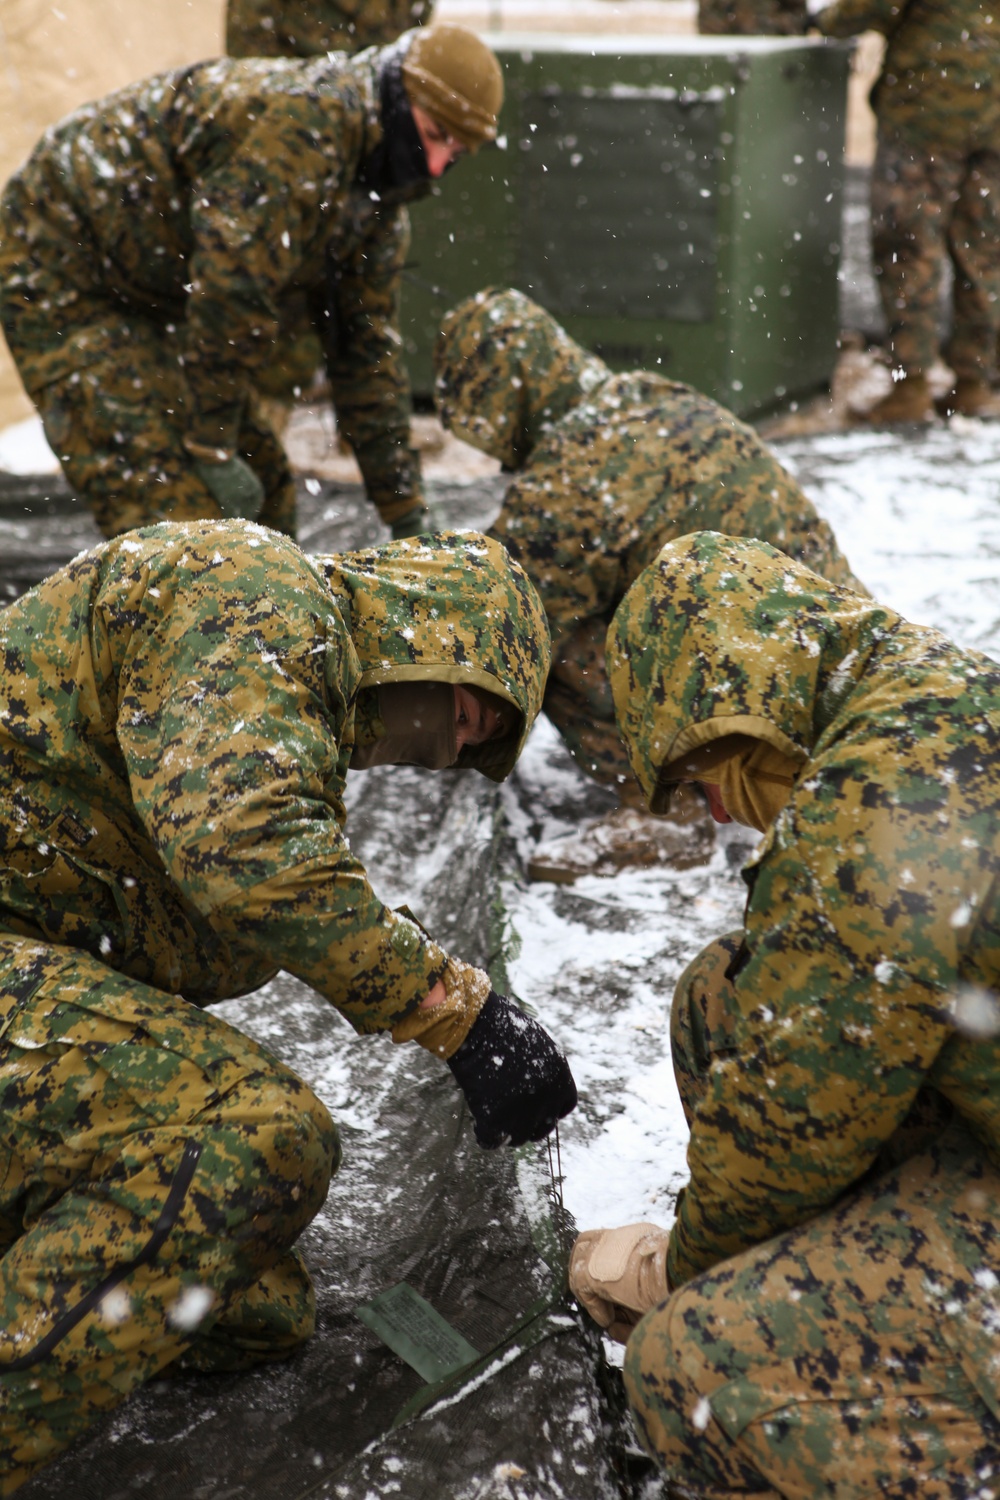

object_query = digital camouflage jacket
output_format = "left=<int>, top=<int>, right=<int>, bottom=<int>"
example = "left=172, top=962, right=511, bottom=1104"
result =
left=607, top=532, right=1000, bottom=1290
left=435, top=288, right=862, bottom=664
left=227, top=0, right=431, bottom=57
left=818, top=0, right=1000, bottom=152
left=697, top=0, right=807, bottom=35
left=0, top=53, right=420, bottom=522
left=0, top=520, right=548, bottom=1031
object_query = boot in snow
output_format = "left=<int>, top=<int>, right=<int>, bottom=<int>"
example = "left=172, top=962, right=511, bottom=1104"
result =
left=527, top=787, right=714, bottom=884
left=937, top=378, right=1000, bottom=419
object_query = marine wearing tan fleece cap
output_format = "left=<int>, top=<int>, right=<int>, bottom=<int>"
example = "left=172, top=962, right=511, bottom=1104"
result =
left=402, top=23, right=504, bottom=150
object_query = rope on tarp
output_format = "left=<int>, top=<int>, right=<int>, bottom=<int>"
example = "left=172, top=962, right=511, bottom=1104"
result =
left=287, top=801, right=580, bottom=1500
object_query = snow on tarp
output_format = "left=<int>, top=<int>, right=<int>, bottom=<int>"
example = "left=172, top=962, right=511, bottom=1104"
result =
left=11, top=476, right=643, bottom=1500
left=8, top=412, right=1000, bottom=1494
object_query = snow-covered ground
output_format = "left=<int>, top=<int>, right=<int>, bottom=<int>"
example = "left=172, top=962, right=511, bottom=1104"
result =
left=3, top=405, right=999, bottom=1426
left=498, top=417, right=1000, bottom=1280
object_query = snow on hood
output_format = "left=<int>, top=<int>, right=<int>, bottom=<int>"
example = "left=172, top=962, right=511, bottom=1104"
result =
left=318, top=529, right=551, bottom=781
left=434, top=286, right=609, bottom=470
left=606, top=529, right=899, bottom=811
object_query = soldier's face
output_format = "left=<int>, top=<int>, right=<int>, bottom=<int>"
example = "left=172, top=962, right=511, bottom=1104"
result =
left=411, top=105, right=466, bottom=177
left=454, top=685, right=503, bottom=751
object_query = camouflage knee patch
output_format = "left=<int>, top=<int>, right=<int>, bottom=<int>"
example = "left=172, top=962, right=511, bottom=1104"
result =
left=22, top=312, right=295, bottom=539
left=0, top=943, right=338, bottom=1488
left=176, top=1247, right=318, bottom=1374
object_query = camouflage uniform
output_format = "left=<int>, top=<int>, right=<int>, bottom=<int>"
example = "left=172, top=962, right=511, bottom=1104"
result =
left=605, top=531, right=1000, bottom=1492
left=0, top=519, right=549, bottom=1492
left=0, top=54, right=424, bottom=538
left=818, top=0, right=1000, bottom=382
left=698, top=0, right=807, bottom=34
left=434, top=288, right=863, bottom=790
left=227, top=0, right=432, bottom=58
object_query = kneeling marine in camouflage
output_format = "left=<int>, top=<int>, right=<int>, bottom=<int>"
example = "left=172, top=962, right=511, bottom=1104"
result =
left=571, top=531, right=1000, bottom=1494
left=0, top=519, right=576, bottom=1494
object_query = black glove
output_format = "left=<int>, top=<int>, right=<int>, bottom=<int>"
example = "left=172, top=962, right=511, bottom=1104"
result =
left=447, top=991, right=578, bottom=1149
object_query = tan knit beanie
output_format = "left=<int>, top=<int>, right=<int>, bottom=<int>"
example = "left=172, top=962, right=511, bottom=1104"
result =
left=401, top=24, right=504, bottom=152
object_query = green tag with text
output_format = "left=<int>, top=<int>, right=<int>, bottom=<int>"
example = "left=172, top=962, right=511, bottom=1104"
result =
left=357, top=1283, right=480, bottom=1385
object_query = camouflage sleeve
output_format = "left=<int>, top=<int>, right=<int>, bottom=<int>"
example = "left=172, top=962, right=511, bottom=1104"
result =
left=319, top=206, right=424, bottom=527
left=116, top=554, right=445, bottom=1031
left=816, top=0, right=909, bottom=38
left=180, top=105, right=348, bottom=455
left=666, top=791, right=957, bottom=1289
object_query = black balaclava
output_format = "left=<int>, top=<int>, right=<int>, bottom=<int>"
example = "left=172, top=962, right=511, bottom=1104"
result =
left=358, top=45, right=431, bottom=204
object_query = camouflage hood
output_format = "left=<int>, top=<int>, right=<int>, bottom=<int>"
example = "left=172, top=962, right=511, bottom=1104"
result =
left=607, top=532, right=898, bottom=812
left=319, top=530, right=550, bottom=780
left=434, top=287, right=610, bottom=469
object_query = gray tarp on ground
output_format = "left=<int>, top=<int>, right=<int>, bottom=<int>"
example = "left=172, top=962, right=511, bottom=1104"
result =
left=6, top=474, right=649, bottom=1500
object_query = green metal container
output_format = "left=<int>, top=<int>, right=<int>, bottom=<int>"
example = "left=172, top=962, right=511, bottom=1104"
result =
left=402, top=33, right=850, bottom=417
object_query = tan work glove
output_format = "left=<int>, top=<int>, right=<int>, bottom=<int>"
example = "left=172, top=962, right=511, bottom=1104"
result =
left=570, top=1223, right=671, bottom=1344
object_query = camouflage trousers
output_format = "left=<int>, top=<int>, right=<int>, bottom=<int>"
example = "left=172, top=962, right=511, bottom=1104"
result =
left=697, top=0, right=806, bottom=34
left=31, top=320, right=298, bottom=541
left=872, top=127, right=1000, bottom=381
left=624, top=934, right=1000, bottom=1497
left=0, top=936, right=339, bottom=1495
left=0, top=246, right=298, bottom=540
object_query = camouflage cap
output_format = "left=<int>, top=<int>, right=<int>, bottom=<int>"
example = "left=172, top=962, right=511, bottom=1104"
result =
left=401, top=25, right=504, bottom=152
left=434, top=286, right=609, bottom=468
left=319, top=530, right=551, bottom=781
left=606, top=531, right=895, bottom=812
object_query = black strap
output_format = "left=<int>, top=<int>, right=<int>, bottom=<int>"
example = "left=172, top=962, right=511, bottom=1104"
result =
left=1, top=1137, right=203, bottom=1374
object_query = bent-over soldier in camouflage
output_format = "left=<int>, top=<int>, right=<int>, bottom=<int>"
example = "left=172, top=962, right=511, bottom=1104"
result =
left=818, top=0, right=1000, bottom=422
left=434, top=288, right=863, bottom=797
left=569, top=531, right=1000, bottom=1494
left=0, top=26, right=503, bottom=541
left=0, top=519, right=576, bottom=1494
left=227, top=0, right=433, bottom=58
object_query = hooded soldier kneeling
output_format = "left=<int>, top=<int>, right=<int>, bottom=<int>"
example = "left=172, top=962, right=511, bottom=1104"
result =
left=571, top=531, right=1000, bottom=1497
left=0, top=519, right=576, bottom=1493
